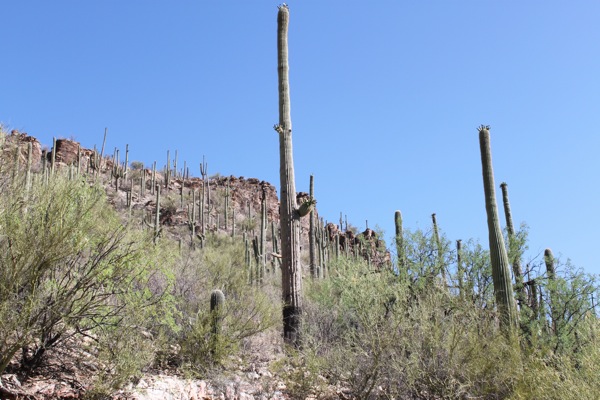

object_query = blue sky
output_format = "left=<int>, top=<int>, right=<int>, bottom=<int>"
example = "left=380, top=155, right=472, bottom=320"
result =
left=2, top=1, right=599, bottom=276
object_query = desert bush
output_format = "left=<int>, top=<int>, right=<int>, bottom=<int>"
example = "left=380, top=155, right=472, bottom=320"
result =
left=130, top=160, right=144, bottom=170
left=299, top=249, right=600, bottom=399
left=174, top=234, right=279, bottom=376
left=512, top=336, right=600, bottom=399
left=300, top=257, right=408, bottom=398
left=0, top=169, right=177, bottom=379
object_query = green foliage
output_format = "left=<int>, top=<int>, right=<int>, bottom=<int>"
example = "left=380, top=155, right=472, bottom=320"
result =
left=456, top=239, right=495, bottom=307
left=0, top=169, right=177, bottom=384
left=1, top=129, right=598, bottom=399
left=533, top=258, right=599, bottom=354
left=174, top=235, right=279, bottom=376
left=403, top=227, right=454, bottom=290
left=513, top=339, right=600, bottom=399
left=240, top=216, right=258, bottom=232
left=130, top=160, right=144, bottom=170
left=295, top=242, right=600, bottom=398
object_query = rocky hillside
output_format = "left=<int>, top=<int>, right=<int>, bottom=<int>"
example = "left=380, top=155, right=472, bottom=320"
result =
left=0, top=129, right=390, bottom=400
left=2, top=129, right=390, bottom=268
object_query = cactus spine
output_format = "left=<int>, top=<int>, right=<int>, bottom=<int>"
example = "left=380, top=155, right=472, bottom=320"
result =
left=478, top=125, right=518, bottom=333
left=275, top=3, right=302, bottom=346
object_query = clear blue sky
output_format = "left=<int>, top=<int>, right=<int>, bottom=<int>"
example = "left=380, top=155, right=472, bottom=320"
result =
left=2, top=1, right=599, bottom=276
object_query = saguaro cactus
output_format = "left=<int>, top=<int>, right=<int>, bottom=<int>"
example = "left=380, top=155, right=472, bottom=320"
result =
left=260, top=186, right=267, bottom=277
left=309, top=175, right=318, bottom=278
left=210, top=289, right=225, bottom=354
left=275, top=3, right=303, bottom=346
left=499, top=182, right=526, bottom=307
left=431, top=213, right=447, bottom=285
left=478, top=125, right=518, bottom=333
left=394, top=210, right=406, bottom=281
left=154, top=185, right=161, bottom=243
left=456, top=239, right=465, bottom=299
left=25, top=142, right=33, bottom=192
left=544, top=248, right=557, bottom=334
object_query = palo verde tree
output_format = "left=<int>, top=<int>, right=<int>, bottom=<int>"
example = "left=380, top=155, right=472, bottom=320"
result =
left=274, top=3, right=303, bottom=346
left=0, top=170, right=175, bottom=375
left=478, top=125, right=518, bottom=333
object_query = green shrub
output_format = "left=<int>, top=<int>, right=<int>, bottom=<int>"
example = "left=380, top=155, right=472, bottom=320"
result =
left=174, top=235, right=279, bottom=376
left=297, top=252, right=600, bottom=399
left=0, top=170, right=177, bottom=381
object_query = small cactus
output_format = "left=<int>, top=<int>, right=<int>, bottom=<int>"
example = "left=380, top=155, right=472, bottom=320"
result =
left=210, top=289, right=225, bottom=333
left=210, top=289, right=225, bottom=354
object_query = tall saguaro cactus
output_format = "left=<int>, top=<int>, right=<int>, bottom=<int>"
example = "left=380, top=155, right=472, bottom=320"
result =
left=499, top=182, right=526, bottom=307
left=275, top=3, right=303, bottom=346
left=478, top=125, right=518, bottom=333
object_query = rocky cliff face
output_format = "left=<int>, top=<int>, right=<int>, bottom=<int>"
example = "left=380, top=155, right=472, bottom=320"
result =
left=1, top=130, right=44, bottom=171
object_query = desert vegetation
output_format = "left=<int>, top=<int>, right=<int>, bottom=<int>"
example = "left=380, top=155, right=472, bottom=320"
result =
left=1, top=5, right=599, bottom=400
left=1, top=118, right=599, bottom=400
